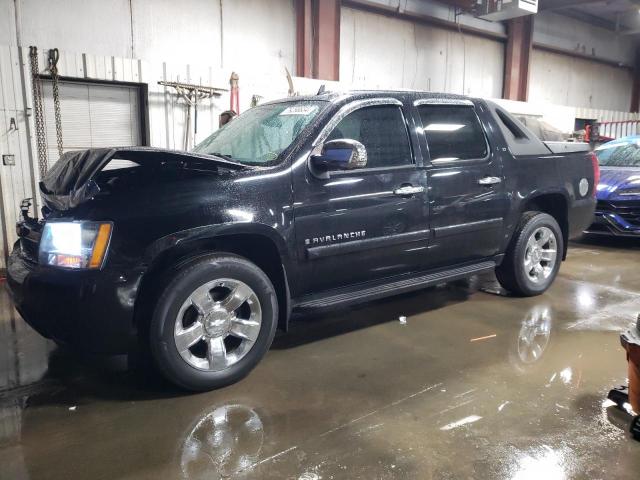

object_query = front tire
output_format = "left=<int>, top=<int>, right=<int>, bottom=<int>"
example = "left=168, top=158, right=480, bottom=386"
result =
left=496, top=212, right=563, bottom=297
left=149, top=254, right=278, bottom=391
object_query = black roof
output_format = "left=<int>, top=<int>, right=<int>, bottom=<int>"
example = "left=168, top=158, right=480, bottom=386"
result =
left=264, top=89, right=477, bottom=106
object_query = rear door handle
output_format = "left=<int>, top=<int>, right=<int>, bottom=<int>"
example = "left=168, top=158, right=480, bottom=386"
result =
left=394, top=185, right=425, bottom=196
left=478, top=176, right=502, bottom=186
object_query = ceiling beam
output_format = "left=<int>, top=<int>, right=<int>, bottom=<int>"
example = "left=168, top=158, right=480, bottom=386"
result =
left=433, top=0, right=475, bottom=10
left=538, top=0, right=603, bottom=10
left=343, top=0, right=507, bottom=42
left=556, top=8, right=619, bottom=31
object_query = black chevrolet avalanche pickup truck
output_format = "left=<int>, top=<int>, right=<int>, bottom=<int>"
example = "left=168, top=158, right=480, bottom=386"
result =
left=7, top=91, right=597, bottom=391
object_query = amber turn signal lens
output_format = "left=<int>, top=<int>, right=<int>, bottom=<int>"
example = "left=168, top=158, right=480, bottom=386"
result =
left=89, top=223, right=112, bottom=269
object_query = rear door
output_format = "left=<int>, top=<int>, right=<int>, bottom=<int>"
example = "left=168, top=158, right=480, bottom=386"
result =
left=414, top=99, right=510, bottom=268
left=292, top=98, right=430, bottom=295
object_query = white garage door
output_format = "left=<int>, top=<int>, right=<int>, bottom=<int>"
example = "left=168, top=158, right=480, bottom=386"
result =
left=42, top=80, right=143, bottom=168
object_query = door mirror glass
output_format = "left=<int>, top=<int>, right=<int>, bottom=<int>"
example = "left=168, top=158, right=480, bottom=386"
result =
left=311, top=139, right=368, bottom=172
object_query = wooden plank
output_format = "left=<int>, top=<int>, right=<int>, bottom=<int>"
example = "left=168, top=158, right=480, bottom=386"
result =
left=18, top=46, right=43, bottom=216
left=113, top=56, right=124, bottom=82
left=92, top=55, right=105, bottom=80
left=122, top=58, right=133, bottom=82
left=8, top=47, right=33, bottom=222
left=143, top=60, right=166, bottom=148
left=139, top=59, right=150, bottom=83
left=85, top=53, right=97, bottom=79
left=0, top=113, right=17, bottom=265
left=0, top=112, right=9, bottom=266
left=0, top=46, right=16, bottom=111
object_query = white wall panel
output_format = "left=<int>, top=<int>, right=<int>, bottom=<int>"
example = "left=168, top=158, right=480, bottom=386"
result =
left=221, top=0, right=296, bottom=76
left=0, top=0, right=16, bottom=46
left=529, top=49, right=633, bottom=112
left=132, top=0, right=221, bottom=66
left=534, top=11, right=636, bottom=66
left=18, top=0, right=133, bottom=58
left=5, top=0, right=294, bottom=75
left=340, top=7, right=504, bottom=98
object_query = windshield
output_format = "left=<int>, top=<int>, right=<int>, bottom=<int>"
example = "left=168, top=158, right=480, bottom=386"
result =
left=596, top=138, right=640, bottom=167
left=193, top=101, right=326, bottom=166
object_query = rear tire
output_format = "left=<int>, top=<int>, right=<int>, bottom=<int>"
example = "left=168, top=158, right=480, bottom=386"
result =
left=148, top=253, right=278, bottom=391
left=496, top=212, right=563, bottom=297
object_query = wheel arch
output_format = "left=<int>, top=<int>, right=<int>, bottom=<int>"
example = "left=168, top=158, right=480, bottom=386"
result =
left=520, top=192, right=569, bottom=259
left=135, top=225, right=292, bottom=334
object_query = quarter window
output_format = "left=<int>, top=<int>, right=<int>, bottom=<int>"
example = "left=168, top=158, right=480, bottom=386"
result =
left=327, top=105, right=413, bottom=168
left=418, top=105, right=488, bottom=162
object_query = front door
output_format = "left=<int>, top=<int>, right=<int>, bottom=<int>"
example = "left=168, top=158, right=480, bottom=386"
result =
left=292, top=99, right=430, bottom=295
left=414, top=99, right=510, bottom=268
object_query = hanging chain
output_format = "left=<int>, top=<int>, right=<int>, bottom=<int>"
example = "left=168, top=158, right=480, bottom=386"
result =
left=47, top=48, right=64, bottom=159
left=28, top=46, right=48, bottom=177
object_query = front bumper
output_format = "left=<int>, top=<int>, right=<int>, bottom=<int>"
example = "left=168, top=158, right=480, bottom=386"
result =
left=585, top=211, right=640, bottom=237
left=6, top=243, right=144, bottom=354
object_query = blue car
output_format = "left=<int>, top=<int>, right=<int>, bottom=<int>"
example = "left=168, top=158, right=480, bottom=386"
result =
left=586, top=136, right=640, bottom=236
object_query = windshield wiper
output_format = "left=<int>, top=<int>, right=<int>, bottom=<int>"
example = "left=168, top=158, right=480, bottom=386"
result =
left=211, top=152, right=235, bottom=161
left=207, top=152, right=252, bottom=169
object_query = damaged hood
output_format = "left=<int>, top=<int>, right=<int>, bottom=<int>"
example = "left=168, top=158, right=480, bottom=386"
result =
left=40, top=147, right=247, bottom=211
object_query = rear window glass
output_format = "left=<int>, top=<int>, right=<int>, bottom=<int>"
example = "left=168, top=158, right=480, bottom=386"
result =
left=418, top=105, right=488, bottom=162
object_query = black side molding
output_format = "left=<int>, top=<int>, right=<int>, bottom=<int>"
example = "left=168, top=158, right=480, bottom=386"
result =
left=433, top=218, right=503, bottom=238
left=306, top=229, right=430, bottom=260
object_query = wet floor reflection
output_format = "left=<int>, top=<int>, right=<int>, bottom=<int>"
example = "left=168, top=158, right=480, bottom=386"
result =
left=1, top=237, right=639, bottom=479
left=0, top=293, right=51, bottom=394
left=179, top=404, right=264, bottom=479
left=512, top=304, right=552, bottom=368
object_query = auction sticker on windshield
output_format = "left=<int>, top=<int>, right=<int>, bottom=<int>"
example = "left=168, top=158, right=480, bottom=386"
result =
left=279, top=105, right=319, bottom=116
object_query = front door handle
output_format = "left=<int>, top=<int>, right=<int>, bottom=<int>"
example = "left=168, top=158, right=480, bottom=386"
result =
left=478, top=176, right=502, bottom=186
left=394, top=185, right=425, bottom=196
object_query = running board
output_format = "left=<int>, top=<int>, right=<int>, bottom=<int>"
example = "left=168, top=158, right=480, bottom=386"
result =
left=294, top=261, right=496, bottom=311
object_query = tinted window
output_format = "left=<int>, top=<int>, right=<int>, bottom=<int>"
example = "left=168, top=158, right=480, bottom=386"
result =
left=328, top=105, right=412, bottom=168
left=418, top=105, right=488, bottom=162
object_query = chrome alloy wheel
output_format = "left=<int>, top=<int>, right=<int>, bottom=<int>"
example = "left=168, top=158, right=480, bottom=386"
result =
left=524, top=226, right=558, bottom=284
left=174, top=279, right=262, bottom=371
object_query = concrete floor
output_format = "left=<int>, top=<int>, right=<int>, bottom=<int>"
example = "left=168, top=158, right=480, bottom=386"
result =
left=1, top=236, right=639, bottom=480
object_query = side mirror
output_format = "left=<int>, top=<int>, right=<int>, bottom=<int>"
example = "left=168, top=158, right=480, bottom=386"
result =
left=310, top=139, right=368, bottom=173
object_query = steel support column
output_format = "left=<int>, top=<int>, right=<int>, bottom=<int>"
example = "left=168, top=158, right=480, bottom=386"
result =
left=631, top=50, right=640, bottom=113
left=503, top=15, right=534, bottom=102
left=295, top=0, right=340, bottom=80
left=313, top=0, right=340, bottom=81
left=295, top=0, right=313, bottom=78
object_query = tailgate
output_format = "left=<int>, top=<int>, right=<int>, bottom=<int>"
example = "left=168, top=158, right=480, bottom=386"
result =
left=544, top=142, right=590, bottom=154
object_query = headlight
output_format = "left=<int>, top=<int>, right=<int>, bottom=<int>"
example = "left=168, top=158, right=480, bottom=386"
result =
left=39, top=221, right=113, bottom=269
